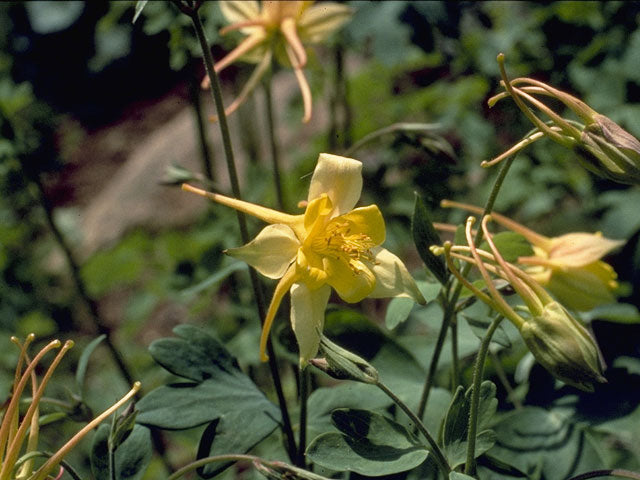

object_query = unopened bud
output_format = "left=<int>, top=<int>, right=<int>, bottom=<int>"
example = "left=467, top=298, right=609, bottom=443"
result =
left=313, top=336, right=379, bottom=384
left=519, top=301, right=606, bottom=391
left=578, top=115, right=640, bottom=185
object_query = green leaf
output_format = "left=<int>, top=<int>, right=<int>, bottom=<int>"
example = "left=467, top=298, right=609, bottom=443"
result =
left=133, top=0, right=149, bottom=24
left=91, top=424, right=152, bottom=480
left=179, top=260, right=247, bottom=299
left=450, top=473, right=476, bottom=480
left=441, top=381, right=498, bottom=468
left=307, top=409, right=429, bottom=476
left=462, top=313, right=511, bottom=348
left=136, top=325, right=281, bottom=475
left=581, top=303, right=640, bottom=324
left=75, top=334, right=106, bottom=394
left=324, top=308, right=426, bottom=406
left=385, top=297, right=415, bottom=329
left=307, top=383, right=391, bottom=440
left=412, top=193, right=448, bottom=284
left=490, top=407, right=605, bottom=480
left=478, top=231, right=533, bottom=263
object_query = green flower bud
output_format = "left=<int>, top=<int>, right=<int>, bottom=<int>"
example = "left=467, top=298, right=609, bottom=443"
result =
left=311, top=335, right=379, bottom=384
left=519, top=302, right=606, bottom=391
left=578, top=114, right=640, bottom=184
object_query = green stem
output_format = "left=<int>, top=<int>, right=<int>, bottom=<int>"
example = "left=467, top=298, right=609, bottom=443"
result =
left=298, top=367, right=310, bottom=467
left=29, top=174, right=134, bottom=387
left=188, top=53, right=214, bottom=180
left=450, top=319, right=459, bottom=390
left=490, top=350, right=522, bottom=409
left=376, top=381, right=451, bottom=476
left=185, top=4, right=297, bottom=463
left=566, top=470, right=640, bottom=480
left=263, top=72, right=286, bottom=210
left=416, top=154, right=516, bottom=418
left=464, top=315, right=503, bottom=476
left=345, top=122, right=442, bottom=157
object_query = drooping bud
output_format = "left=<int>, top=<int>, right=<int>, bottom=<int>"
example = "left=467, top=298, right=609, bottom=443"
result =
left=488, top=54, right=640, bottom=185
left=519, top=301, right=606, bottom=391
left=311, top=335, right=379, bottom=384
left=578, top=114, right=640, bottom=184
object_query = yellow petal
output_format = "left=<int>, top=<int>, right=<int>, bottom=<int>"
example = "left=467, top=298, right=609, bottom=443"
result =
left=546, top=262, right=617, bottom=311
left=334, top=205, right=386, bottom=246
left=220, top=1, right=261, bottom=25
left=226, top=224, right=299, bottom=279
left=323, top=256, right=375, bottom=303
left=260, top=264, right=299, bottom=362
left=547, top=233, right=624, bottom=268
left=298, top=2, right=353, bottom=43
left=369, top=247, right=426, bottom=304
left=307, top=153, right=363, bottom=216
left=303, top=194, right=333, bottom=234
left=290, top=283, right=331, bottom=366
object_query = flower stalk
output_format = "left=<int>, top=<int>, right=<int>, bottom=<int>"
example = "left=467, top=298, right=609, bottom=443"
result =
left=181, top=1, right=298, bottom=463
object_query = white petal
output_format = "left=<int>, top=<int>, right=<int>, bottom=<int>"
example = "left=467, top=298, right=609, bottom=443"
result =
left=307, top=153, right=363, bottom=216
left=298, top=3, right=353, bottom=43
left=220, top=1, right=260, bottom=25
left=226, top=224, right=299, bottom=279
left=369, top=247, right=425, bottom=304
left=290, top=283, right=331, bottom=366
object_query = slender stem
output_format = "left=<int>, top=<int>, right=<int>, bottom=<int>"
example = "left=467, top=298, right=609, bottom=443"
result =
left=263, top=72, right=286, bottom=210
left=489, top=350, right=523, bottom=409
left=298, top=367, right=310, bottom=467
left=566, top=470, right=640, bottom=480
left=188, top=54, right=214, bottom=180
left=464, top=315, right=503, bottom=476
left=376, top=381, right=451, bottom=476
left=416, top=154, right=516, bottom=418
left=29, top=174, right=134, bottom=386
left=186, top=5, right=297, bottom=463
left=450, top=319, right=459, bottom=390
left=416, top=294, right=455, bottom=419
left=345, top=123, right=441, bottom=157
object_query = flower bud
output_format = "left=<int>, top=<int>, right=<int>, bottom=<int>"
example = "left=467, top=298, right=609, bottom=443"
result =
left=578, top=114, right=640, bottom=184
left=312, top=335, right=379, bottom=384
left=519, top=301, right=606, bottom=391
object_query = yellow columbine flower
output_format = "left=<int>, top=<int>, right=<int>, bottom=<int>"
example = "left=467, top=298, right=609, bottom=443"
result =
left=183, top=153, right=425, bottom=365
left=0, top=335, right=140, bottom=480
left=441, top=200, right=623, bottom=311
left=203, top=0, right=353, bottom=123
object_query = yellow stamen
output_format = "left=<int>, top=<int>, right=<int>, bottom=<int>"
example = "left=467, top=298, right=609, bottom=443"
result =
left=312, top=221, right=375, bottom=273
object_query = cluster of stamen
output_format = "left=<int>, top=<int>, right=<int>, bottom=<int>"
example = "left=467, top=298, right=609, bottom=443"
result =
left=314, top=222, right=376, bottom=273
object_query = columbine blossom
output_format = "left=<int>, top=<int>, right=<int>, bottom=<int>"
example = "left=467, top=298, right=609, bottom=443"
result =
left=432, top=216, right=605, bottom=391
left=0, top=335, right=140, bottom=480
left=203, top=0, right=352, bottom=123
left=183, top=153, right=425, bottom=365
left=440, top=200, right=623, bottom=311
